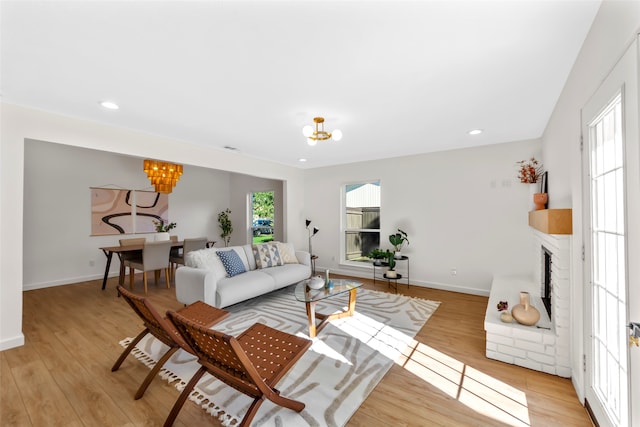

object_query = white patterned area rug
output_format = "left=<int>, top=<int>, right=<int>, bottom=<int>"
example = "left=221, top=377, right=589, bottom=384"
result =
left=120, top=287, right=439, bottom=427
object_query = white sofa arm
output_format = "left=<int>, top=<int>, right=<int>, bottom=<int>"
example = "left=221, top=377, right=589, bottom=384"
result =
left=295, top=250, right=311, bottom=267
left=175, top=266, right=219, bottom=307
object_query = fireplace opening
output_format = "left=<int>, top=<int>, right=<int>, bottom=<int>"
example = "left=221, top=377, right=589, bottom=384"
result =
left=542, top=246, right=552, bottom=318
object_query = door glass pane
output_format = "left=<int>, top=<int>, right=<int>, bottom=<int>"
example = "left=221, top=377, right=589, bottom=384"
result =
left=589, top=93, right=627, bottom=426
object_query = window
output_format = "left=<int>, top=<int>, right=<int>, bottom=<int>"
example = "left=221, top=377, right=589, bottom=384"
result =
left=251, top=191, right=274, bottom=243
left=343, top=181, right=380, bottom=263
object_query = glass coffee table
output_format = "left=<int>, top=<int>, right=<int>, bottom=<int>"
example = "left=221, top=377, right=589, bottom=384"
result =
left=294, top=278, right=363, bottom=338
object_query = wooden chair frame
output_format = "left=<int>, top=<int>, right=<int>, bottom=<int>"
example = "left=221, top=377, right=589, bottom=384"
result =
left=164, top=311, right=311, bottom=427
left=112, top=286, right=228, bottom=400
left=118, top=237, right=145, bottom=286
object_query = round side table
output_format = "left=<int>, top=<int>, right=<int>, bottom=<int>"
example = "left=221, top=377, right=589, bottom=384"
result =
left=384, top=273, right=402, bottom=294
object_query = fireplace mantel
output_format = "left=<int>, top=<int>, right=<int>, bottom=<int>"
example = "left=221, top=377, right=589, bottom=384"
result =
left=528, top=209, right=572, bottom=235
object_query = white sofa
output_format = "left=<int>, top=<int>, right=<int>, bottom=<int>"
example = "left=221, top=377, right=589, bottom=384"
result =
left=175, top=243, right=311, bottom=308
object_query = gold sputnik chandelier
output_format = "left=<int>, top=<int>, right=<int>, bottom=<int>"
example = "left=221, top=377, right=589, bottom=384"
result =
left=302, top=117, right=342, bottom=146
left=143, top=159, right=183, bottom=193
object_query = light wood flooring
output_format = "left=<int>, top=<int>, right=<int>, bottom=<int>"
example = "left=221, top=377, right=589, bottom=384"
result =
left=1, top=274, right=593, bottom=426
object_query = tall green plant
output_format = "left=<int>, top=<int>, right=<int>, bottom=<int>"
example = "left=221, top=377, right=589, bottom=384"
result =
left=218, top=208, right=233, bottom=247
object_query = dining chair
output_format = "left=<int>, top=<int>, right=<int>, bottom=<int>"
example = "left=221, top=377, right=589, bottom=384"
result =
left=124, top=240, right=172, bottom=294
left=169, top=237, right=207, bottom=281
left=168, top=235, right=179, bottom=276
left=112, top=286, right=229, bottom=399
left=118, top=238, right=146, bottom=285
left=164, top=311, right=312, bottom=427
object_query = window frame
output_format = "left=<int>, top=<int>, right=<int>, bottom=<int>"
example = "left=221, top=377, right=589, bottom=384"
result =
left=340, top=180, right=381, bottom=267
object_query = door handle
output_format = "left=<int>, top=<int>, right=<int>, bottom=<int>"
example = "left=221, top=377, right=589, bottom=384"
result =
left=629, top=322, right=640, bottom=347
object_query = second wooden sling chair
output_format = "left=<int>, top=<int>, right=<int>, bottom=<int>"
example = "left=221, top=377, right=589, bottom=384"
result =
left=111, top=285, right=229, bottom=399
left=164, top=309, right=312, bottom=427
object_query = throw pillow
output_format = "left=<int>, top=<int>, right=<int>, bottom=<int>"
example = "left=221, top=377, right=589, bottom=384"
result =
left=252, top=243, right=284, bottom=269
left=276, top=242, right=298, bottom=264
left=216, top=250, right=247, bottom=277
left=187, top=248, right=228, bottom=280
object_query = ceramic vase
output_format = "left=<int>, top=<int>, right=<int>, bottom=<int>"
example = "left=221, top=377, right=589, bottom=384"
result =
left=394, top=251, right=402, bottom=259
left=528, top=183, right=539, bottom=211
left=511, top=291, right=540, bottom=326
left=533, top=192, right=548, bottom=210
left=500, top=311, right=513, bottom=323
left=154, top=232, right=170, bottom=241
left=386, top=269, right=397, bottom=278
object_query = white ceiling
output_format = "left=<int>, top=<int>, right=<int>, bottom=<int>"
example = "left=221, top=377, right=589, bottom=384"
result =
left=1, top=0, right=601, bottom=169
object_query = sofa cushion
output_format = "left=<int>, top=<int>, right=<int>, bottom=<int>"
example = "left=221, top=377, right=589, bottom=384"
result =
left=185, top=247, right=227, bottom=279
left=185, top=246, right=250, bottom=280
left=276, top=242, right=299, bottom=264
left=216, top=250, right=247, bottom=277
left=260, top=264, right=311, bottom=289
left=216, top=271, right=276, bottom=307
left=241, top=244, right=257, bottom=271
left=252, top=243, right=284, bottom=268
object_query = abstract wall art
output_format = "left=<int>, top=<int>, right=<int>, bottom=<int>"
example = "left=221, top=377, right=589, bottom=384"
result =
left=90, top=188, right=168, bottom=236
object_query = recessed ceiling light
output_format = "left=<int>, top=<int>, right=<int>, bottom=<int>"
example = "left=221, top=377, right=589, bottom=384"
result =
left=100, top=101, right=119, bottom=110
left=468, top=129, right=483, bottom=135
left=299, top=158, right=307, bottom=162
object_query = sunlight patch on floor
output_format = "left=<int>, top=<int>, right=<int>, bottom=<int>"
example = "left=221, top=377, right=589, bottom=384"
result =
left=330, top=309, right=531, bottom=426
left=307, top=336, right=352, bottom=364
left=332, top=311, right=415, bottom=360
left=399, top=340, right=531, bottom=426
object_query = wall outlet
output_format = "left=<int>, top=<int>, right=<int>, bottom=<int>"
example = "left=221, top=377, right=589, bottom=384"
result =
left=450, top=268, right=457, bottom=276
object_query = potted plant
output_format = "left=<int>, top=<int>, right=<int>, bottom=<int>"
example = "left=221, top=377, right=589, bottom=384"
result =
left=153, top=219, right=177, bottom=232
left=218, top=208, right=233, bottom=247
left=389, top=228, right=409, bottom=259
left=384, top=250, right=397, bottom=278
left=152, top=219, right=176, bottom=240
left=368, top=248, right=387, bottom=266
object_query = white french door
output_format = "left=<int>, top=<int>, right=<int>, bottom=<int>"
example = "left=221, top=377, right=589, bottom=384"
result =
left=582, top=38, right=640, bottom=427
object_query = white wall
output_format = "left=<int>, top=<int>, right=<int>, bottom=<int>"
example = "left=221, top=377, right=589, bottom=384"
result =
left=228, top=173, right=284, bottom=245
left=304, top=139, right=542, bottom=295
left=23, top=139, right=231, bottom=289
left=0, top=104, right=306, bottom=350
left=541, top=0, right=640, bottom=403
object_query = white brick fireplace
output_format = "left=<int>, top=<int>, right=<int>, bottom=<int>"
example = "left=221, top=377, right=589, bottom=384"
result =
left=484, top=228, right=571, bottom=377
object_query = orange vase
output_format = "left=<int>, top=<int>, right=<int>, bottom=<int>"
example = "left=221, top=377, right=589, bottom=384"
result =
left=533, top=192, right=548, bottom=210
left=511, top=291, right=540, bottom=326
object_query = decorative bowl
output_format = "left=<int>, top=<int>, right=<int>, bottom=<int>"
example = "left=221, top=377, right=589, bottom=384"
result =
left=307, top=276, right=325, bottom=290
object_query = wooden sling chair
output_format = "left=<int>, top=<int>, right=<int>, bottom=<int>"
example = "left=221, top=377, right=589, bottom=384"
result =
left=111, top=285, right=229, bottom=400
left=164, top=310, right=312, bottom=427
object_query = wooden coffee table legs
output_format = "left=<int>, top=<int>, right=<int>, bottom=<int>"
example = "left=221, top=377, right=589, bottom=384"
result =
left=304, top=288, right=358, bottom=338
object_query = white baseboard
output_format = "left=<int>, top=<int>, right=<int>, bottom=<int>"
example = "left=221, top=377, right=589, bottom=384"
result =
left=328, top=266, right=490, bottom=297
left=23, top=273, right=119, bottom=291
left=572, top=373, right=585, bottom=404
left=417, top=279, right=490, bottom=297
left=0, top=333, right=25, bottom=351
